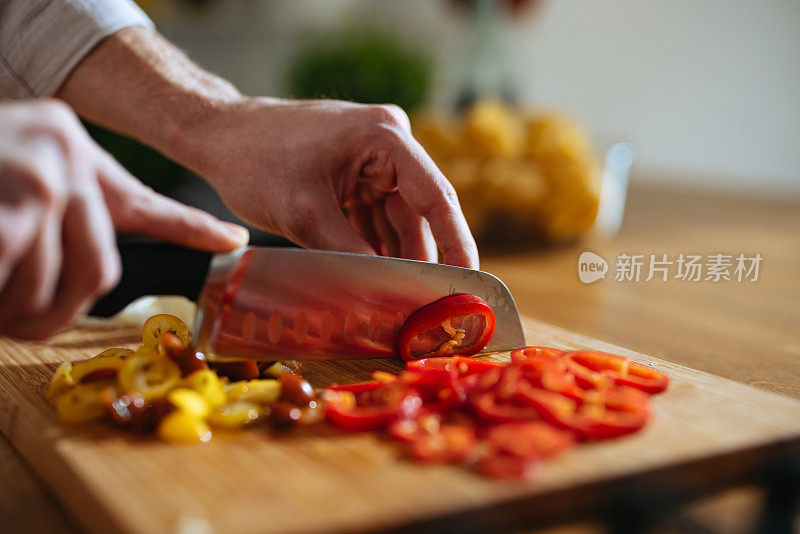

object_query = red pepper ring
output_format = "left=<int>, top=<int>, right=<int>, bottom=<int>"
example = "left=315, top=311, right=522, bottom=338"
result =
left=323, top=383, right=423, bottom=432
left=564, top=351, right=669, bottom=394
left=396, top=294, right=496, bottom=362
left=510, top=346, right=565, bottom=362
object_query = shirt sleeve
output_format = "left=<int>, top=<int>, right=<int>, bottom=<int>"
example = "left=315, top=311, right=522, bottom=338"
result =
left=0, top=0, right=154, bottom=99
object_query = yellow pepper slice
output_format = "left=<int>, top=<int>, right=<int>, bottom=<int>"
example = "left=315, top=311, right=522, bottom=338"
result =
left=167, top=388, right=210, bottom=419
left=54, top=384, right=108, bottom=424
left=180, top=369, right=226, bottom=407
left=93, top=347, right=135, bottom=360
left=46, top=360, right=74, bottom=402
left=157, top=412, right=212, bottom=444
left=117, top=349, right=181, bottom=401
left=223, top=379, right=280, bottom=404
left=141, top=314, right=190, bottom=351
left=208, top=401, right=264, bottom=428
left=70, top=356, right=126, bottom=383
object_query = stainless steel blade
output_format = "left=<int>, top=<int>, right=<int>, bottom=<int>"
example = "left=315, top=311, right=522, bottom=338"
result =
left=193, top=247, right=525, bottom=360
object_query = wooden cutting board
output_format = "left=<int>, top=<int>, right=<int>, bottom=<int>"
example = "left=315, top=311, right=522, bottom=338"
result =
left=1, top=317, right=799, bottom=534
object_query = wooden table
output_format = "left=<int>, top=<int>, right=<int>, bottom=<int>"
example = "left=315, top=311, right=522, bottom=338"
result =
left=1, top=182, right=798, bottom=534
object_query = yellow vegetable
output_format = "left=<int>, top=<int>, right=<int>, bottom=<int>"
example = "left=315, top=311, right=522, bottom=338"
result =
left=463, top=99, right=526, bottom=159
left=93, top=347, right=134, bottom=360
left=70, top=355, right=126, bottom=383
left=208, top=401, right=264, bottom=428
left=181, top=369, right=226, bottom=407
left=141, top=314, right=190, bottom=351
left=224, top=379, right=280, bottom=404
left=55, top=384, right=107, bottom=424
left=157, top=412, right=212, bottom=444
left=46, top=360, right=74, bottom=402
left=117, top=349, right=181, bottom=401
left=167, top=388, right=210, bottom=419
left=412, top=100, right=602, bottom=244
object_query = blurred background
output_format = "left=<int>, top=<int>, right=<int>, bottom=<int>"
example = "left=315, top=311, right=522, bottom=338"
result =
left=97, top=0, right=800, bottom=249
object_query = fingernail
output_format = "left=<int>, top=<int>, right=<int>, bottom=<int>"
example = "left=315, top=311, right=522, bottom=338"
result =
left=224, top=223, right=250, bottom=245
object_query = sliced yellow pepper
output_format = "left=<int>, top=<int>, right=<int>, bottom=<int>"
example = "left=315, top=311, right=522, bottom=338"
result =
left=117, top=349, right=181, bottom=401
left=141, top=314, right=190, bottom=351
left=70, top=356, right=126, bottom=383
left=180, top=369, right=226, bottom=407
left=46, top=360, right=74, bottom=402
left=93, top=347, right=134, bottom=360
left=167, top=388, right=210, bottom=419
left=54, top=384, right=108, bottom=424
left=208, top=401, right=264, bottom=428
left=157, top=412, right=212, bottom=444
left=223, top=379, right=280, bottom=404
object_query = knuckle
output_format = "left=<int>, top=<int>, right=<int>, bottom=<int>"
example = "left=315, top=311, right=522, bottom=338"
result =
left=369, top=104, right=408, bottom=128
left=35, top=99, right=76, bottom=124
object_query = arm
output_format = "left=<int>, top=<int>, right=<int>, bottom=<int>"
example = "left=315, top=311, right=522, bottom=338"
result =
left=57, top=27, right=479, bottom=269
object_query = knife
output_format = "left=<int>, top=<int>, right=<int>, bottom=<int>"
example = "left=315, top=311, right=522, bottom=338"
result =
left=93, top=243, right=526, bottom=360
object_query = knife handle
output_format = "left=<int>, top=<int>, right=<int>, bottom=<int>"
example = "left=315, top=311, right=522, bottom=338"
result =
left=89, top=240, right=212, bottom=317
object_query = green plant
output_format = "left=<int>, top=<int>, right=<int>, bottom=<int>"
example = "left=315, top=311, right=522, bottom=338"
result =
left=288, top=31, right=433, bottom=113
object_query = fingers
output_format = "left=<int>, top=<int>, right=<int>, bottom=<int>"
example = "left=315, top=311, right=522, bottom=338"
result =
left=0, top=136, right=67, bottom=329
left=0, top=208, right=63, bottom=320
left=370, top=202, right=400, bottom=258
left=347, top=205, right=382, bottom=253
left=393, top=138, right=479, bottom=269
left=95, top=151, right=250, bottom=252
left=4, top=183, right=121, bottom=340
left=384, top=193, right=438, bottom=262
left=285, top=195, right=377, bottom=255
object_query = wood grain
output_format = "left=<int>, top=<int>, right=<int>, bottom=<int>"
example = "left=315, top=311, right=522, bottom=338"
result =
left=482, top=183, right=800, bottom=400
left=0, top=316, right=799, bottom=534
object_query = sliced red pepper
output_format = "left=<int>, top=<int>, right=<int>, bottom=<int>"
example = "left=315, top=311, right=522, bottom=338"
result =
left=486, top=421, right=575, bottom=459
left=472, top=391, right=541, bottom=423
left=510, top=346, right=565, bottom=362
left=518, top=383, right=650, bottom=440
left=406, top=356, right=504, bottom=376
left=477, top=454, right=541, bottom=480
left=324, top=382, right=422, bottom=432
left=565, top=351, right=669, bottom=394
left=325, top=381, right=383, bottom=394
left=515, top=357, right=585, bottom=401
left=396, top=294, right=496, bottom=362
left=615, top=362, right=670, bottom=394
left=407, top=425, right=477, bottom=464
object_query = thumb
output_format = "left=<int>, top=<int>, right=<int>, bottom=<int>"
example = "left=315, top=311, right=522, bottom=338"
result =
left=96, top=153, right=249, bottom=252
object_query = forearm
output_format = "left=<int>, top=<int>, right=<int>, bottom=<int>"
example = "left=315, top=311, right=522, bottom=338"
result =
left=57, top=26, right=246, bottom=168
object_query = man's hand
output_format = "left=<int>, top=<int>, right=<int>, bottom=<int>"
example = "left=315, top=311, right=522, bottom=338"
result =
left=0, top=100, right=248, bottom=339
left=175, top=98, right=479, bottom=269
left=58, top=28, right=479, bottom=269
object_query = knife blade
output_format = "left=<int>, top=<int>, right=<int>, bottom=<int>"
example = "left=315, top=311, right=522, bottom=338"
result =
left=193, top=247, right=525, bottom=360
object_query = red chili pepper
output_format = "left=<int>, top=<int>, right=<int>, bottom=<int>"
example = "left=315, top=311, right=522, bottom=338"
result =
left=472, top=391, right=541, bottom=423
left=396, top=294, right=496, bottom=361
left=486, top=421, right=575, bottom=459
left=406, top=356, right=504, bottom=376
left=565, top=351, right=669, bottom=394
left=518, top=383, right=650, bottom=440
left=407, top=425, right=477, bottom=464
left=477, top=454, right=541, bottom=480
left=510, top=346, right=565, bottom=362
left=324, top=382, right=422, bottom=432
left=323, top=342, right=668, bottom=479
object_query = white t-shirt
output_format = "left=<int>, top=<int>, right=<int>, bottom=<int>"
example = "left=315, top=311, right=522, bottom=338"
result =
left=0, top=0, right=154, bottom=99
